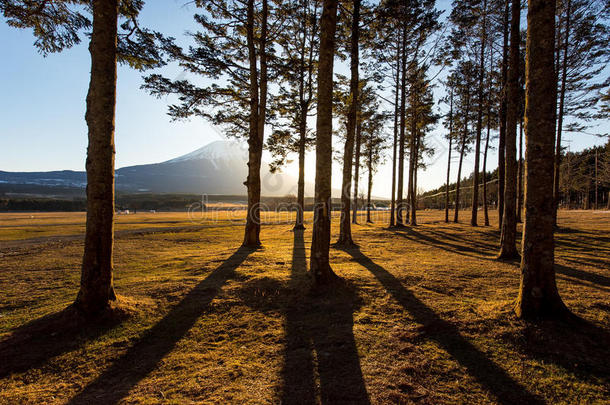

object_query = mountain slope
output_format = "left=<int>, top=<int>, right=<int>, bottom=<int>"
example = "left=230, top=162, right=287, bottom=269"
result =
left=1, top=141, right=311, bottom=197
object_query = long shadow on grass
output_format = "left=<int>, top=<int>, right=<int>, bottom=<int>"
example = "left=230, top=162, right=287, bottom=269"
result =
left=280, top=230, right=370, bottom=404
left=343, top=247, right=545, bottom=405
left=555, top=263, right=610, bottom=288
left=0, top=307, right=123, bottom=378
left=68, top=246, right=255, bottom=405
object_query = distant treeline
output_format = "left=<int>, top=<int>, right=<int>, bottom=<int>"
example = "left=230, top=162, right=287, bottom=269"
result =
left=0, top=193, right=391, bottom=213
left=420, top=141, right=610, bottom=210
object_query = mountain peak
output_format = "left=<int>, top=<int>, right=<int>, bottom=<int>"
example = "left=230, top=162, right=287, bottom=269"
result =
left=163, top=140, right=248, bottom=164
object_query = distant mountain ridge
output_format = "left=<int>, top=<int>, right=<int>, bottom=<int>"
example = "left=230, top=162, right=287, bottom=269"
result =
left=0, top=141, right=313, bottom=197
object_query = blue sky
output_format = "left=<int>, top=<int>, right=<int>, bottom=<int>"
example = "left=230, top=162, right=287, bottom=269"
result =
left=0, top=0, right=607, bottom=196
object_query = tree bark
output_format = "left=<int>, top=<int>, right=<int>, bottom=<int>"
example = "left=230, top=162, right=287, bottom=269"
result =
left=366, top=145, right=373, bottom=223
left=553, top=0, right=571, bottom=225
left=410, top=129, right=420, bottom=226
left=337, top=0, right=360, bottom=246
left=515, top=0, right=569, bottom=320
left=396, top=26, right=408, bottom=226
left=310, top=0, right=339, bottom=285
left=483, top=113, right=491, bottom=226
left=471, top=0, right=488, bottom=227
left=75, top=0, right=119, bottom=316
left=497, top=0, right=520, bottom=260
left=498, top=0, right=510, bottom=229
left=352, top=120, right=362, bottom=224
left=517, top=118, right=523, bottom=222
left=454, top=91, right=470, bottom=223
left=445, top=89, right=454, bottom=223
left=389, top=38, right=401, bottom=228
left=243, top=0, right=266, bottom=247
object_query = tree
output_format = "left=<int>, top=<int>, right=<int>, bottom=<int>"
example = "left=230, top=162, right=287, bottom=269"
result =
left=362, top=113, right=387, bottom=223
left=336, top=0, right=360, bottom=246
left=442, top=82, right=456, bottom=223
left=497, top=0, right=520, bottom=259
left=143, top=0, right=276, bottom=248
left=265, top=0, right=319, bottom=230
left=310, top=0, right=340, bottom=285
left=1, top=0, right=164, bottom=316
left=553, top=0, right=609, bottom=223
left=515, top=0, right=570, bottom=319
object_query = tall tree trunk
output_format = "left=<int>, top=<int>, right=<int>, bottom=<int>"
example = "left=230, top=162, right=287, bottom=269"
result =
left=295, top=4, right=317, bottom=231
left=553, top=0, right=571, bottom=225
left=410, top=130, right=420, bottom=226
left=337, top=0, right=360, bottom=246
left=497, top=0, right=520, bottom=260
left=396, top=26, right=408, bottom=226
left=310, top=0, right=339, bottom=285
left=498, top=0, right=510, bottom=229
left=517, top=118, right=523, bottom=222
left=389, top=39, right=401, bottom=228
left=352, top=120, right=362, bottom=224
left=406, top=78, right=417, bottom=225
left=366, top=146, right=373, bottom=223
left=243, top=0, right=265, bottom=248
left=445, top=89, right=454, bottom=223
left=295, top=112, right=306, bottom=230
left=75, top=0, right=119, bottom=316
left=483, top=116, right=491, bottom=226
left=454, top=92, right=470, bottom=223
left=471, top=0, right=488, bottom=227
left=515, top=0, right=569, bottom=320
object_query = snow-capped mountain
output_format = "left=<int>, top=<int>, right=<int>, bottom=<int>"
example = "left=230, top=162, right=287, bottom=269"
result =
left=1, top=141, right=308, bottom=197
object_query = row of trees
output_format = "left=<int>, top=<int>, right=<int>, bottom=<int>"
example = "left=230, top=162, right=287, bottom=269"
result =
left=1, top=0, right=607, bottom=321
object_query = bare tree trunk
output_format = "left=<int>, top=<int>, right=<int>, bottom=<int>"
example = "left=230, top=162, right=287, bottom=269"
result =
left=295, top=115, right=306, bottom=230
left=396, top=26, right=407, bottom=226
left=515, top=0, right=569, bottom=320
left=471, top=0, right=488, bottom=227
left=243, top=0, right=266, bottom=248
left=497, top=0, right=520, bottom=260
left=337, top=0, right=360, bottom=246
left=367, top=146, right=373, bottom=223
left=310, top=0, right=339, bottom=286
left=389, top=39, right=401, bottom=228
left=553, top=0, right=571, bottom=225
left=445, top=90, right=454, bottom=224
left=352, top=121, right=362, bottom=224
left=75, top=0, right=119, bottom=316
left=517, top=118, right=523, bottom=222
left=498, top=0, right=509, bottom=229
left=410, top=130, right=420, bottom=226
left=483, top=115, right=491, bottom=226
left=454, top=92, right=470, bottom=223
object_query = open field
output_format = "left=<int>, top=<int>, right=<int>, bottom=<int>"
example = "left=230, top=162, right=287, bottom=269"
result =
left=0, top=210, right=609, bottom=404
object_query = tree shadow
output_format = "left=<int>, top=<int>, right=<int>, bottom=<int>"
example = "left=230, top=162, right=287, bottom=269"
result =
left=0, top=306, right=125, bottom=379
left=343, top=247, right=545, bottom=405
left=67, top=246, right=255, bottom=405
left=509, top=317, right=610, bottom=381
left=280, top=230, right=370, bottom=404
left=555, top=264, right=610, bottom=288
left=394, top=228, right=495, bottom=261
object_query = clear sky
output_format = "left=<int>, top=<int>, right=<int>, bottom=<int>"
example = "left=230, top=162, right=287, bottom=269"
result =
left=0, top=0, right=607, bottom=198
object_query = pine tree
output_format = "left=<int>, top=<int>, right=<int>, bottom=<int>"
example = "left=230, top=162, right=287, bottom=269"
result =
left=143, top=0, right=280, bottom=248
left=515, top=0, right=570, bottom=320
left=310, top=0, right=340, bottom=286
left=336, top=0, right=361, bottom=246
left=1, top=0, right=164, bottom=316
left=497, top=0, right=520, bottom=259
left=265, top=0, right=319, bottom=230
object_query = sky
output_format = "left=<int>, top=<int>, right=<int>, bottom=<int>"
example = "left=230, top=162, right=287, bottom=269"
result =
left=0, top=0, right=607, bottom=198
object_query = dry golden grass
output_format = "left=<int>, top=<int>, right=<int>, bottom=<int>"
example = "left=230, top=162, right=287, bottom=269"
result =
left=0, top=209, right=608, bottom=404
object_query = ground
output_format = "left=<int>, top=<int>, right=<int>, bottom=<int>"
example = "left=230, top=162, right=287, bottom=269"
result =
left=0, top=209, right=609, bottom=404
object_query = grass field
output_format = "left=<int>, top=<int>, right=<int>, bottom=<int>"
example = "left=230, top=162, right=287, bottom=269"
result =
left=0, top=209, right=609, bottom=404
